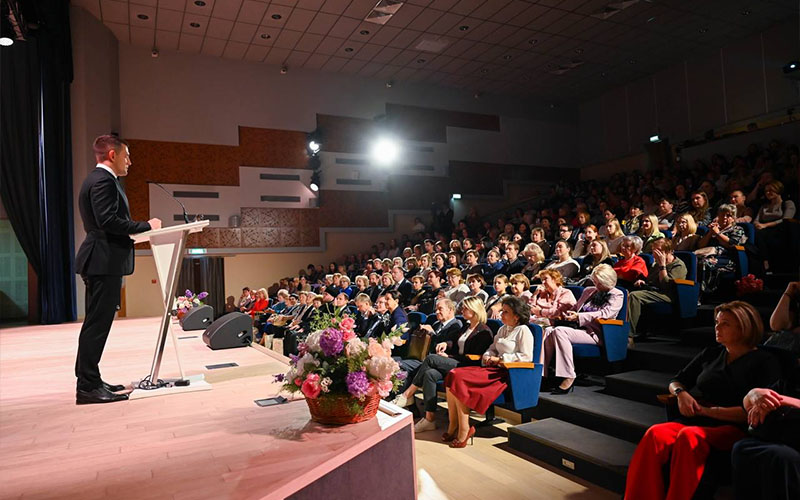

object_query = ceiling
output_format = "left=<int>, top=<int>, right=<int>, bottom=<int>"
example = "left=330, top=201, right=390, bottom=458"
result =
left=71, top=0, right=797, bottom=101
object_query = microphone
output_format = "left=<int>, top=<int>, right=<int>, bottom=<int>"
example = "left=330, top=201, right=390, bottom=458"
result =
left=149, top=181, right=191, bottom=223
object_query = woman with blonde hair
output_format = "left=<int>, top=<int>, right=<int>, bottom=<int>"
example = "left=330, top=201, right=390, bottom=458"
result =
left=394, top=296, right=493, bottom=433
left=672, top=213, right=700, bottom=252
left=625, top=301, right=780, bottom=500
left=638, top=214, right=665, bottom=253
left=604, top=219, right=626, bottom=254
left=575, top=239, right=614, bottom=285
left=521, top=242, right=546, bottom=279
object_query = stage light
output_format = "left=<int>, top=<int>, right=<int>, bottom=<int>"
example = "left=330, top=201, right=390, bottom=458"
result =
left=649, top=135, right=661, bottom=143
left=310, top=182, right=319, bottom=192
left=784, top=61, right=799, bottom=73
left=452, top=193, right=462, bottom=200
left=371, top=137, right=400, bottom=166
left=310, top=167, right=321, bottom=192
left=0, top=37, right=12, bottom=46
left=308, top=140, right=321, bottom=154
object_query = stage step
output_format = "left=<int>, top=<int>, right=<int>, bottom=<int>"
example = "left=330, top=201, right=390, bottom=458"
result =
left=605, top=370, right=673, bottom=405
left=508, top=418, right=636, bottom=494
left=626, top=341, right=701, bottom=373
left=532, top=386, right=665, bottom=442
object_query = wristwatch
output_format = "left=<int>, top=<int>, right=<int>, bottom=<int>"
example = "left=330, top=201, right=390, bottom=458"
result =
left=673, top=387, right=684, bottom=396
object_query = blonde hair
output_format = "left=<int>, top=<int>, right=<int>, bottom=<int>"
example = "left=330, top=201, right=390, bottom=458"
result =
left=536, top=269, right=564, bottom=287
left=354, top=293, right=372, bottom=305
left=591, top=264, right=618, bottom=291
left=446, top=268, right=463, bottom=280
left=606, top=219, right=624, bottom=239
left=714, top=301, right=764, bottom=348
left=675, top=213, right=698, bottom=236
left=523, top=242, right=545, bottom=264
left=461, top=295, right=487, bottom=324
left=509, top=273, right=530, bottom=288
left=493, top=274, right=509, bottom=285
left=639, top=214, right=660, bottom=237
left=355, top=275, right=368, bottom=288
left=589, top=239, right=611, bottom=263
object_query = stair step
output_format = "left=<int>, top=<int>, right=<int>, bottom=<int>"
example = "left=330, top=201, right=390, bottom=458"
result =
left=626, top=341, right=701, bottom=373
left=508, top=418, right=636, bottom=494
left=605, top=370, right=673, bottom=405
left=532, top=386, right=665, bottom=442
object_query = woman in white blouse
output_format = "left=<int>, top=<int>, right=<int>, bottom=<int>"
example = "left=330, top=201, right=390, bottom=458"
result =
left=545, top=240, right=580, bottom=280
left=444, top=296, right=533, bottom=448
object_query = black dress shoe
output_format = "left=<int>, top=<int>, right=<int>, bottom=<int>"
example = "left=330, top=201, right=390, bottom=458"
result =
left=102, top=381, right=126, bottom=392
left=76, top=386, right=129, bottom=405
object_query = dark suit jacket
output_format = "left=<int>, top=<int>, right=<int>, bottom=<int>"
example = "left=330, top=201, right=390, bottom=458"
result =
left=430, top=318, right=464, bottom=347
left=394, top=279, right=414, bottom=306
left=366, top=285, right=383, bottom=303
left=444, top=323, right=493, bottom=365
left=503, top=257, right=528, bottom=276
left=357, top=312, right=385, bottom=338
left=75, top=168, right=151, bottom=276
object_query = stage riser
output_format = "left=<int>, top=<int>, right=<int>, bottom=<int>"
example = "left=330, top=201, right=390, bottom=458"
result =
left=625, top=343, right=699, bottom=373
left=604, top=370, right=673, bottom=405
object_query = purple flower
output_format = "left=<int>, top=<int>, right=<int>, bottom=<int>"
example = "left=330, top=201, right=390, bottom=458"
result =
left=346, top=370, right=370, bottom=398
left=185, top=289, right=194, bottom=298
left=396, top=370, right=407, bottom=381
left=197, top=291, right=209, bottom=300
left=289, top=353, right=299, bottom=364
left=273, top=373, right=285, bottom=383
left=319, top=328, right=343, bottom=357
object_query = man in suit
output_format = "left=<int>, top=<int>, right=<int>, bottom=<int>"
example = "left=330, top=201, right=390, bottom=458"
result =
left=74, top=135, right=161, bottom=405
left=390, top=265, right=413, bottom=306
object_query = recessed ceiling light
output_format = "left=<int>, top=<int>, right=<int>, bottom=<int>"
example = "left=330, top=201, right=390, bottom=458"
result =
left=521, top=74, right=530, bottom=81
left=502, top=55, right=512, bottom=60
left=528, top=39, right=538, bottom=45
left=189, top=22, right=200, bottom=28
left=137, top=14, right=149, bottom=20
left=261, top=33, right=271, bottom=39
left=480, top=68, right=488, bottom=74
left=600, top=71, right=607, bottom=77
left=344, top=47, right=354, bottom=52
left=417, top=58, right=426, bottom=63
left=459, top=25, right=469, bottom=31
left=628, top=59, right=636, bottom=64
left=741, top=9, right=751, bottom=16
left=646, top=16, right=656, bottom=23
left=699, top=27, right=708, bottom=33
left=271, top=14, right=282, bottom=20
left=360, top=30, right=370, bottom=35
left=194, top=0, right=206, bottom=6
left=574, top=48, right=583, bottom=54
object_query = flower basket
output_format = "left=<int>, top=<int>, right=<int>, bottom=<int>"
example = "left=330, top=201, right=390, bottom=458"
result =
left=305, top=392, right=381, bottom=425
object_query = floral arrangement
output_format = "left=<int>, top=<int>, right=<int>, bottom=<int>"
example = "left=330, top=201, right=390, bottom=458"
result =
left=174, top=289, right=209, bottom=315
left=274, top=313, right=407, bottom=413
left=735, top=274, right=763, bottom=296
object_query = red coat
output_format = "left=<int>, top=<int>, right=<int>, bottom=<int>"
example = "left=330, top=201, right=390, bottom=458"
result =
left=613, top=255, right=649, bottom=283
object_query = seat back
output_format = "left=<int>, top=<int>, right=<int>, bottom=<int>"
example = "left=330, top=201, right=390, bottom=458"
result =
left=527, top=323, right=544, bottom=363
left=663, top=229, right=673, bottom=240
left=674, top=251, right=697, bottom=282
left=484, top=285, right=496, bottom=297
left=615, top=286, right=628, bottom=321
left=566, top=285, right=584, bottom=301
left=696, top=225, right=709, bottom=236
left=487, top=319, right=503, bottom=335
left=640, top=253, right=654, bottom=269
left=407, top=311, right=426, bottom=330
left=737, top=222, right=755, bottom=245
left=424, top=315, right=437, bottom=326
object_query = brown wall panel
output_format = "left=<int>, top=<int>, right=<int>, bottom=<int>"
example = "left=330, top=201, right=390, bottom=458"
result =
left=316, top=114, right=375, bottom=154
left=686, top=50, right=725, bottom=137
left=385, top=103, right=501, bottom=143
left=723, top=34, right=767, bottom=123
left=238, top=127, right=308, bottom=168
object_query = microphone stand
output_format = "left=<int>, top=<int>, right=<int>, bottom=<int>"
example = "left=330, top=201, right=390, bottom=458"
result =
left=150, top=181, right=192, bottom=223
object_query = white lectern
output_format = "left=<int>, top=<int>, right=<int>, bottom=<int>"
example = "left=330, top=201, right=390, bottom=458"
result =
left=131, top=221, right=209, bottom=394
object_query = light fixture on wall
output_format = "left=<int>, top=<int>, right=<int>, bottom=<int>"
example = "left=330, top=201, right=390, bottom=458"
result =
left=452, top=193, right=462, bottom=200
left=649, top=134, right=661, bottom=143
left=307, top=129, right=323, bottom=156
left=370, top=137, right=400, bottom=166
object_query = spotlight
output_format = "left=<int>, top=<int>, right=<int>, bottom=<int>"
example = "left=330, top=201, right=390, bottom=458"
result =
left=649, top=135, right=661, bottom=143
left=307, top=129, right=323, bottom=156
left=452, top=193, right=462, bottom=200
left=310, top=163, right=321, bottom=192
left=784, top=61, right=799, bottom=73
left=370, top=137, right=400, bottom=166
left=0, top=37, right=12, bottom=47
left=308, top=140, right=321, bottom=154
left=310, top=182, right=319, bottom=192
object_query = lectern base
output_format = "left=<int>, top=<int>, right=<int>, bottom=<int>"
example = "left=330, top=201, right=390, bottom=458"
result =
left=129, top=374, right=211, bottom=400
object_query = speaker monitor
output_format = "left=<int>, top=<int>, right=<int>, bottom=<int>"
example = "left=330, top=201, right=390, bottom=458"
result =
left=202, top=312, right=253, bottom=350
left=180, top=305, right=214, bottom=331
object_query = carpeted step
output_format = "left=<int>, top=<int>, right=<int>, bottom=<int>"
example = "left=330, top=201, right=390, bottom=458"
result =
left=532, top=386, right=665, bottom=442
left=625, top=341, right=701, bottom=373
left=508, top=418, right=636, bottom=494
left=605, top=370, right=673, bottom=405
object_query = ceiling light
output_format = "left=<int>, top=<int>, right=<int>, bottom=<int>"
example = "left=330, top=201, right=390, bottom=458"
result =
left=189, top=22, right=200, bottom=28
left=649, top=134, right=661, bottom=143
left=371, top=137, right=400, bottom=166
left=416, top=58, right=426, bottom=63
left=452, top=193, right=462, bottom=200
left=261, top=33, right=271, bottom=39
left=783, top=61, right=799, bottom=73
left=137, top=14, right=149, bottom=20
left=699, top=27, right=708, bottom=33
left=344, top=47, right=354, bottom=52
left=308, top=141, right=321, bottom=154
left=502, top=55, right=512, bottom=60
left=194, top=0, right=206, bottom=6
left=310, top=182, right=319, bottom=192
left=528, top=39, right=538, bottom=45
left=272, top=14, right=282, bottom=20
left=574, top=48, right=583, bottom=54
left=360, top=30, right=370, bottom=35
left=0, top=37, right=13, bottom=47
left=741, top=9, right=751, bottom=15
left=459, top=25, right=469, bottom=31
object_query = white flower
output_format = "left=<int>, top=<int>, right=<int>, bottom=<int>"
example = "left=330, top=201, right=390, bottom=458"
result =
left=320, top=377, right=332, bottom=393
left=295, top=353, right=320, bottom=376
left=345, top=337, right=366, bottom=356
left=365, top=356, right=399, bottom=381
left=304, top=330, right=323, bottom=353
left=382, top=338, right=394, bottom=352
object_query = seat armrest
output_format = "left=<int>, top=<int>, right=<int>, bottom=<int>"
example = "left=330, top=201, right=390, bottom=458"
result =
left=501, top=362, right=536, bottom=369
left=673, top=279, right=695, bottom=286
left=466, top=354, right=480, bottom=361
left=734, top=245, right=745, bottom=251
left=597, top=319, right=623, bottom=326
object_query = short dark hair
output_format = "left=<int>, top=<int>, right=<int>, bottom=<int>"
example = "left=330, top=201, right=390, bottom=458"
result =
left=382, top=290, right=401, bottom=302
left=242, top=287, right=250, bottom=291
left=500, top=295, right=531, bottom=325
left=93, top=134, right=128, bottom=162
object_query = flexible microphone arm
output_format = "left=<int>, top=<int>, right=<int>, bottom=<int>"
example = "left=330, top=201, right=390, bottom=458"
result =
left=150, top=181, right=191, bottom=223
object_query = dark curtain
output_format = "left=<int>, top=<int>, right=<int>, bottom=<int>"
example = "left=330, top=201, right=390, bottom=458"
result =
left=177, top=257, right=225, bottom=319
left=0, top=0, right=76, bottom=323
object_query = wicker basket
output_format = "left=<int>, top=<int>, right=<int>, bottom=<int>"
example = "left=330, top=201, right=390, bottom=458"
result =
left=305, top=392, right=381, bottom=425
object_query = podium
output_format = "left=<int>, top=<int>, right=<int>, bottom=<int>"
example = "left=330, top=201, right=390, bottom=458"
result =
left=131, top=220, right=210, bottom=395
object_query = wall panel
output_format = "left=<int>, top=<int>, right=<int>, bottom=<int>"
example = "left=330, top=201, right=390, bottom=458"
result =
left=723, top=33, right=767, bottom=122
left=686, top=50, right=725, bottom=137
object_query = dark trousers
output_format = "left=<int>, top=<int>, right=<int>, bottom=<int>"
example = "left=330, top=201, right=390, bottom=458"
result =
left=732, top=437, right=800, bottom=500
left=411, top=355, right=460, bottom=412
left=75, top=275, right=122, bottom=391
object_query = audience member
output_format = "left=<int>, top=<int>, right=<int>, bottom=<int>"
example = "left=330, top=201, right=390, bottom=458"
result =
left=671, top=213, right=700, bottom=252
left=613, top=236, right=648, bottom=289
left=754, top=181, right=796, bottom=272
left=530, top=269, right=576, bottom=325
left=695, top=204, right=747, bottom=294
left=637, top=214, right=664, bottom=253
left=546, top=240, right=580, bottom=280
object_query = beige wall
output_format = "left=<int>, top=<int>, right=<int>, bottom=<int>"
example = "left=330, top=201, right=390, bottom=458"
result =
left=124, top=212, right=424, bottom=318
left=580, top=153, right=648, bottom=181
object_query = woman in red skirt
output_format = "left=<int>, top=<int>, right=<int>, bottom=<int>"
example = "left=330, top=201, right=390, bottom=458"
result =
left=444, top=295, right=533, bottom=448
left=624, top=301, right=781, bottom=500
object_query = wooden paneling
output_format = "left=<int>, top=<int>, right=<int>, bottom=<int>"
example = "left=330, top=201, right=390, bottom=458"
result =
left=385, top=103, right=501, bottom=143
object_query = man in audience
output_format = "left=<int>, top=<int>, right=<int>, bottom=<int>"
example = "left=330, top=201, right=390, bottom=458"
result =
left=391, top=265, right=413, bottom=306
left=238, top=287, right=253, bottom=312
left=502, top=241, right=526, bottom=276
left=655, top=197, right=675, bottom=231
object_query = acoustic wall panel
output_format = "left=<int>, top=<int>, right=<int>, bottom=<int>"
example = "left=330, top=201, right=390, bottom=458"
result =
left=723, top=33, right=767, bottom=123
left=654, top=64, right=690, bottom=143
left=686, top=50, right=726, bottom=138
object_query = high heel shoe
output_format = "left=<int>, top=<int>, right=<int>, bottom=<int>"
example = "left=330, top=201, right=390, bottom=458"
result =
left=441, top=430, right=456, bottom=442
left=550, top=382, right=575, bottom=395
left=449, top=426, right=476, bottom=448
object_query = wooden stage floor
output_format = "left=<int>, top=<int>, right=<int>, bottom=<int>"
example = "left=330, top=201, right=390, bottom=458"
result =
left=0, top=317, right=616, bottom=500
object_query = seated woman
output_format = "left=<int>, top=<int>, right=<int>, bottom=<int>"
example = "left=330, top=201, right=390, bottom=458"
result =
left=463, top=273, right=488, bottom=305
left=604, top=218, right=626, bottom=255
left=545, top=240, right=580, bottom=281
left=338, top=276, right=354, bottom=299
left=729, top=189, right=753, bottom=224
left=637, top=214, right=664, bottom=254
left=418, top=270, right=444, bottom=315
left=444, top=296, right=533, bottom=448
left=754, top=181, right=796, bottom=272
left=671, top=213, right=700, bottom=252
left=433, top=253, right=448, bottom=272
left=622, top=204, right=643, bottom=235
left=509, top=273, right=533, bottom=303
left=447, top=251, right=461, bottom=271
left=393, top=296, right=493, bottom=433
left=731, top=387, right=800, bottom=500
left=530, top=269, right=576, bottom=326
left=248, top=288, right=270, bottom=319
left=542, top=264, right=623, bottom=394
left=379, top=272, right=395, bottom=296
left=687, top=190, right=713, bottom=227
left=695, top=204, right=747, bottom=295
left=572, top=224, right=599, bottom=258
left=521, top=243, right=546, bottom=280
left=485, top=274, right=510, bottom=320
left=483, top=249, right=504, bottom=283
left=624, top=301, right=781, bottom=500
left=352, top=275, right=369, bottom=298
left=574, top=239, right=614, bottom=286
left=531, top=227, right=551, bottom=258
left=444, top=268, right=470, bottom=304
left=627, top=238, right=688, bottom=339
left=613, top=235, right=649, bottom=289
left=461, top=249, right=483, bottom=277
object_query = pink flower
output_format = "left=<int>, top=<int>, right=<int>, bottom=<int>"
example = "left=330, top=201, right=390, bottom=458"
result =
left=294, top=377, right=302, bottom=387
left=375, top=380, right=394, bottom=397
left=340, top=317, right=356, bottom=332
left=365, top=356, right=399, bottom=381
left=367, top=338, right=390, bottom=358
left=342, top=329, right=355, bottom=342
left=301, top=373, right=321, bottom=399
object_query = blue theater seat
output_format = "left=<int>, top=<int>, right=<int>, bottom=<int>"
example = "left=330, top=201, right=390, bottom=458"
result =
left=571, top=286, right=630, bottom=363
